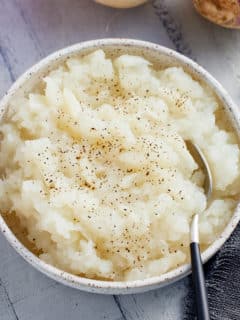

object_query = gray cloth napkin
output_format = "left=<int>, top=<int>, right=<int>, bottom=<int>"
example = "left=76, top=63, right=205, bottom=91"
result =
left=150, top=1, right=240, bottom=318
left=183, top=224, right=240, bottom=320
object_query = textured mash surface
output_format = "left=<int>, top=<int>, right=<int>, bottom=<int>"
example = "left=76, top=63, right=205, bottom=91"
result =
left=0, top=50, right=239, bottom=281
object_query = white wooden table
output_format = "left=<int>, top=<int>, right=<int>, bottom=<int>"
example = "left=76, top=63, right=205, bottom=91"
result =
left=0, top=1, right=240, bottom=319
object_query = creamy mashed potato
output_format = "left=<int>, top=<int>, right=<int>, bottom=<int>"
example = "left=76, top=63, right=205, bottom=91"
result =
left=0, top=50, right=239, bottom=281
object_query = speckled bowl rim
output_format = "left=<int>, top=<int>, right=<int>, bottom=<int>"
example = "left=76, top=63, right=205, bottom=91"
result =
left=0, top=39, right=240, bottom=294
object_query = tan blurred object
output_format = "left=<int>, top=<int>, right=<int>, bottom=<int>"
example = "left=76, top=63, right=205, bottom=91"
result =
left=95, top=0, right=147, bottom=8
left=193, top=0, right=240, bottom=28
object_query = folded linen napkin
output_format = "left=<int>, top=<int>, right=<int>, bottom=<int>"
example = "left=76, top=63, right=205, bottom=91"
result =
left=184, top=224, right=240, bottom=320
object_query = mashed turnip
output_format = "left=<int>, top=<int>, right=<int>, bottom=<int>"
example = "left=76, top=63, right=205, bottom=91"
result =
left=0, top=50, right=239, bottom=281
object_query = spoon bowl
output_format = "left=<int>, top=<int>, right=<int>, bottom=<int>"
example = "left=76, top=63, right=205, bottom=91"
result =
left=186, top=141, right=213, bottom=202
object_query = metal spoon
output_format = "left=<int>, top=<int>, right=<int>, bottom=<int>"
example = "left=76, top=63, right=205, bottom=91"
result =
left=186, top=140, right=212, bottom=320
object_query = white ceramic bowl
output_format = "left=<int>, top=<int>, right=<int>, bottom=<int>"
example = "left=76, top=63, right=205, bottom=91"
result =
left=0, top=39, right=240, bottom=294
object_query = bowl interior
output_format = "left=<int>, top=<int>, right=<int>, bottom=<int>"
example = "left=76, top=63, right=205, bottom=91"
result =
left=1, top=39, right=240, bottom=294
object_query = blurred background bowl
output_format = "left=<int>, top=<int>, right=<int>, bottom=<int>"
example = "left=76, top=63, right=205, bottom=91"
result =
left=94, top=0, right=147, bottom=9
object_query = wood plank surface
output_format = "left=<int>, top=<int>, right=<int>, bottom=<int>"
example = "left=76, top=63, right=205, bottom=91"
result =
left=0, top=1, right=240, bottom=319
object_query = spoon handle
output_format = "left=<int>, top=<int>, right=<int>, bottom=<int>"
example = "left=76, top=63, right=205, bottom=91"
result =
left=190, top=242, right=210, bottom=320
